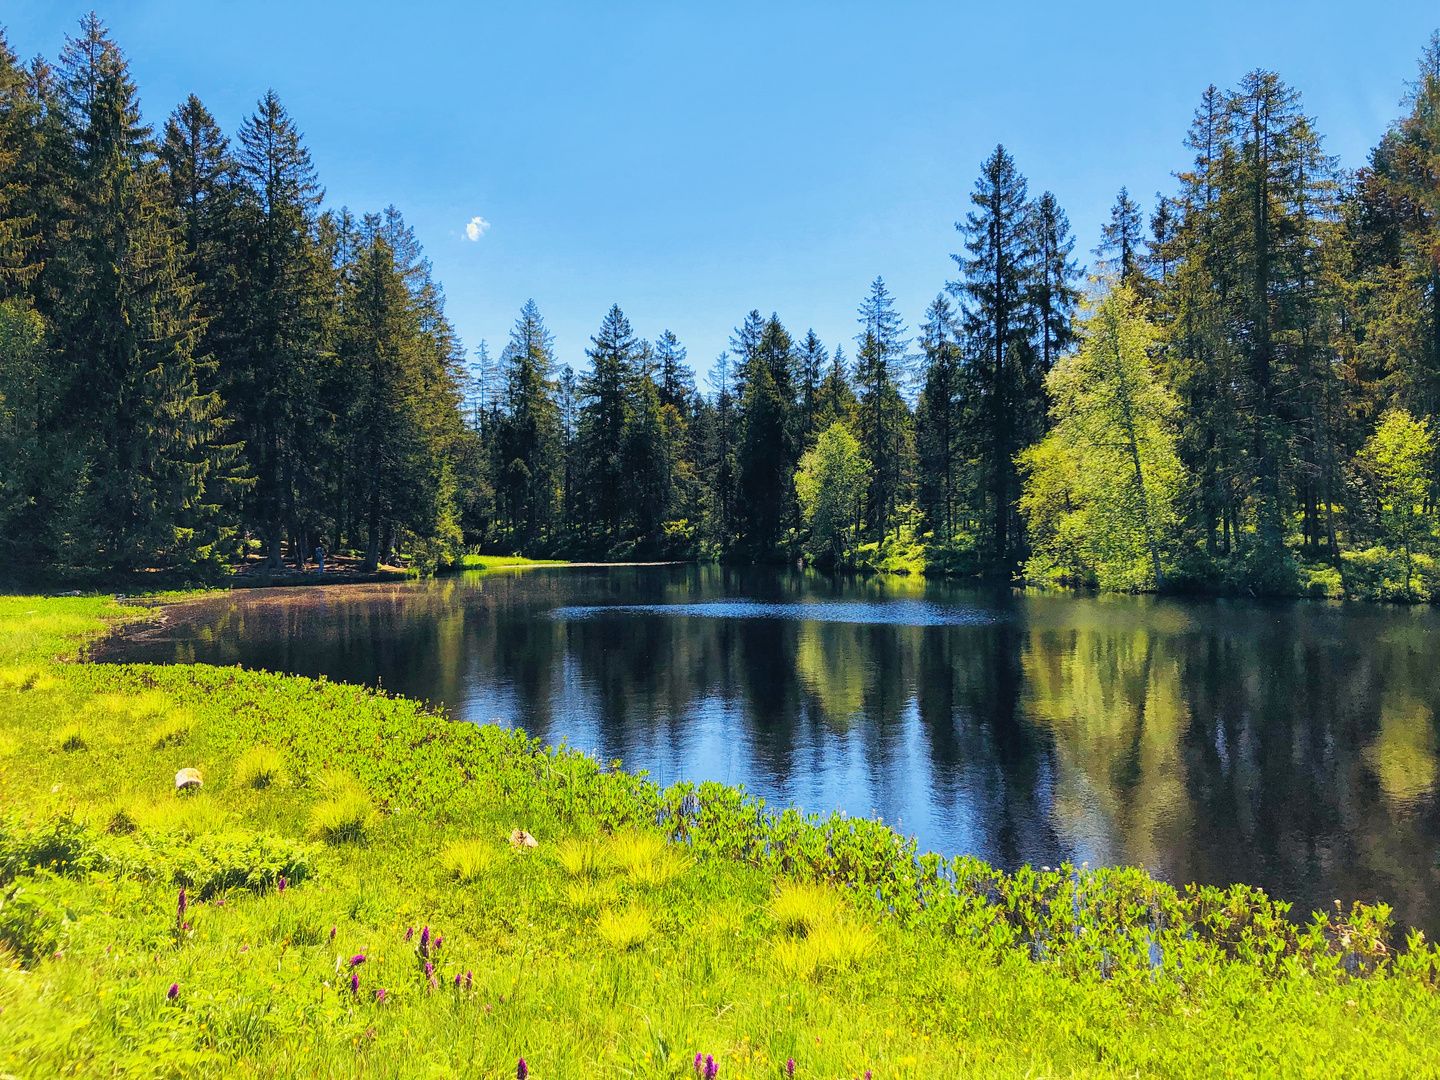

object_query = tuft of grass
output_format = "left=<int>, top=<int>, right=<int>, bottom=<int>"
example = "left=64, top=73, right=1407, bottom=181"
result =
left=596, top=904, right=653, bottom=951
left=233, top=745, right=284, bottom=789
left=0, top=663, right=58, bottom=692
left=310, top=790, right=376, bottom=845
left=56, top=723, right=87, bottom=751
left=148, top=709, right=196, bottom=749
left=770, top=880, right=843, bottom=936
left=556, top=837, right=612, bottom=879
left=439, top=838, right=495, bottom=882
left=565, top=878, right=620, bottom=911
left=609, top=830, right=688, bottom=885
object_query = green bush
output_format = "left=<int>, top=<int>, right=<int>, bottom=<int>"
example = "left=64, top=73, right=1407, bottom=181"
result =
left=0, top=874, right=73, bottom=967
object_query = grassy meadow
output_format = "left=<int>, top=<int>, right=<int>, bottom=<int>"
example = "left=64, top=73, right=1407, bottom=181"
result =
left=1, top=595, right=1439, bottom=1078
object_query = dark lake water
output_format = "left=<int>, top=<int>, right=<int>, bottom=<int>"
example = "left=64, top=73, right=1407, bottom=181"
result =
left=100, top=565, right=1440, bottom=935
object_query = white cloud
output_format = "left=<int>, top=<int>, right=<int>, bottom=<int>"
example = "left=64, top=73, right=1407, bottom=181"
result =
left=464, top=215, right=490, bottom=241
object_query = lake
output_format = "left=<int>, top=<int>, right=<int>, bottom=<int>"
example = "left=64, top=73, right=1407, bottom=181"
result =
left=99, top=565, right=1440, bottom=935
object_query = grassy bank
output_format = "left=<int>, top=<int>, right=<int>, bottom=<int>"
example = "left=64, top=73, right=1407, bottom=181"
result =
left=1, top=597, right=1439, bottom=1078
left=456, top=555, right=570, bottom=571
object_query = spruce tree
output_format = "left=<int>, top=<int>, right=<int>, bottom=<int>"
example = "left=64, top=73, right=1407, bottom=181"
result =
left=950, top=145, right=1037, bottom=566
left=795, top=328, right=827, bottom=446
left=916, top=293, right=963, bottom=541
left=497, top=299, right=561, bottom=545
left=45, top=15, right=234, bottom=572
left=1097, top=186, right=1145, bottom=285
left=1029, top=191, right=1080, bottom=375
left=854, top=277, right=911, bottom=539
left=579, top=304, right=638, bottom=539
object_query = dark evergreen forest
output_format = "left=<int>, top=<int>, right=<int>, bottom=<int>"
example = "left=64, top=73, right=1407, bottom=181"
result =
left=2, top=17, right=1439, bottom=597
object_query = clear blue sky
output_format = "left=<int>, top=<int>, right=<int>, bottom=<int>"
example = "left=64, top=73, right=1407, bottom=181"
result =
left=9, top=2, right=1439, bottom=384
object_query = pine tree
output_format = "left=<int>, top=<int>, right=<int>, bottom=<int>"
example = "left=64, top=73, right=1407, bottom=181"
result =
left=795, top=328, right=827, bottom=446
left=579, top=304, right=638, bottom=539
left=916, top=294, right=963, bottom=541
left=1029, top=191, right=1081, bottom=374
left=735, top=320, right=793, bottom=554
left=159, top=95, right=235, bottom=297
left=854, top=277, right=911, bottom=539
left=42, top=15, right=236, bottom=572
left=497, top=299, right=561, bottom=544
left=654, top=329, right=694, bottom=411
left=950, top=145, right=1037, bottom=566
left=0, top=30, right=40, bottom=298
left=1097, top=186, right=1145, bottom=285
left=231, top=89, right=331, bottom=567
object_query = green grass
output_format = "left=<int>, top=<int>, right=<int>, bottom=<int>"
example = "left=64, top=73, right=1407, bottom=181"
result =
left=456, top=554, right=569, bottom=570
left=1, top=596, right=1440, bottom=1077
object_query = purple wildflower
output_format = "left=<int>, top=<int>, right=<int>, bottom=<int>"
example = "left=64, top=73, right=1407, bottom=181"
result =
left=454, top=972, right=463, bottom=988
left=694, top=1052, right=703, bottom=1075
left=349, top=953, right=367, bottom=967
left=705, top=1054, right=717, bottom=1080
left=376, top=987, right=387, bottom=1004
left=277, top=876, right=287, bottom=894
left=434, top=932, right=443, bottom=951
left=464, top=970, right=473, bottom=991
left=864, top=1073, right=872, bottom=1080
left=419, top=926, right=430, bottom=957
left=350, top=971, right=360, bottom=994
left=517, top=1058, right=528, bottom=1080
left=424, top=960, right=434, bottom=977
left=177, top=887, right=187, bottom=920
left=404, top=926, right=414, bottom=942
left=329, top=926, right=337, bottom=942
left=166, top=983, right=178, bottom=1000
left=786, top=1060, right=795, bottom=1079
left=181, top=922, right=189, bottom=933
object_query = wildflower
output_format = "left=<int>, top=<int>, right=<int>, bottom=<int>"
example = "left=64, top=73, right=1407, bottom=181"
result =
left=349, top=953, right=367, bottom=967
left=705, top=1054, right=717, bottom=1080
left=350, top=971, right=360, bottom=994
left=330, top=926, right=337, bottom=942
left=376, top=988, right=387, bottom=1004
left=864, top=1073, right=872, bottom=1080
left=485, top=1003, right=493, bottom=1013
left=694, top=1053, right=703, bottom=1075
left=419, top=926, right=431, bottom=957
left=787, top=1060, right=795, bottom=1078
left=404, top=926, right=414, bottom=942
left=177, top=887, right=187, bottom=921
left=424, top=961, right=434, bottom=978
left=434, top=932, right=444, bottom=951
left=454, top=972, right=463, bottom=989
left=464, top=970, right=473, bottom=991
left=166, top=983, right=179, bottom=1001
left=517, top=1058, right=528, bottom=1080
left=277, top=876, right=287, bottom=894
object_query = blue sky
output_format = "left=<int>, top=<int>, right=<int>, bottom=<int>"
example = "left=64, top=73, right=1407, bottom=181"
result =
left=9, top=2, right=1439, bottom=385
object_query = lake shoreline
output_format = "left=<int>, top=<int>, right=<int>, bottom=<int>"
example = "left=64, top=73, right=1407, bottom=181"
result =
left=4, top=594, right=1440, bottom=1075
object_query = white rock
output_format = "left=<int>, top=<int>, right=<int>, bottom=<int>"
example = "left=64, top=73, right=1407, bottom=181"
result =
left=175, top=767, right=203, bottom=791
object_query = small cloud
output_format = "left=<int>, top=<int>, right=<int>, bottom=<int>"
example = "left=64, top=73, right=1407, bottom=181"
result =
left=464, top=215, right=490, bottom=241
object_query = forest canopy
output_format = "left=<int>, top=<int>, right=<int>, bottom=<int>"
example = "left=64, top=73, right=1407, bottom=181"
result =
left=2, top=16, right=1439, bottom=598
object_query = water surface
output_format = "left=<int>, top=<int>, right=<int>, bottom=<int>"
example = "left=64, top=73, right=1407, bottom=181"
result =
left=100, top=565, right=1440, bottom=934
